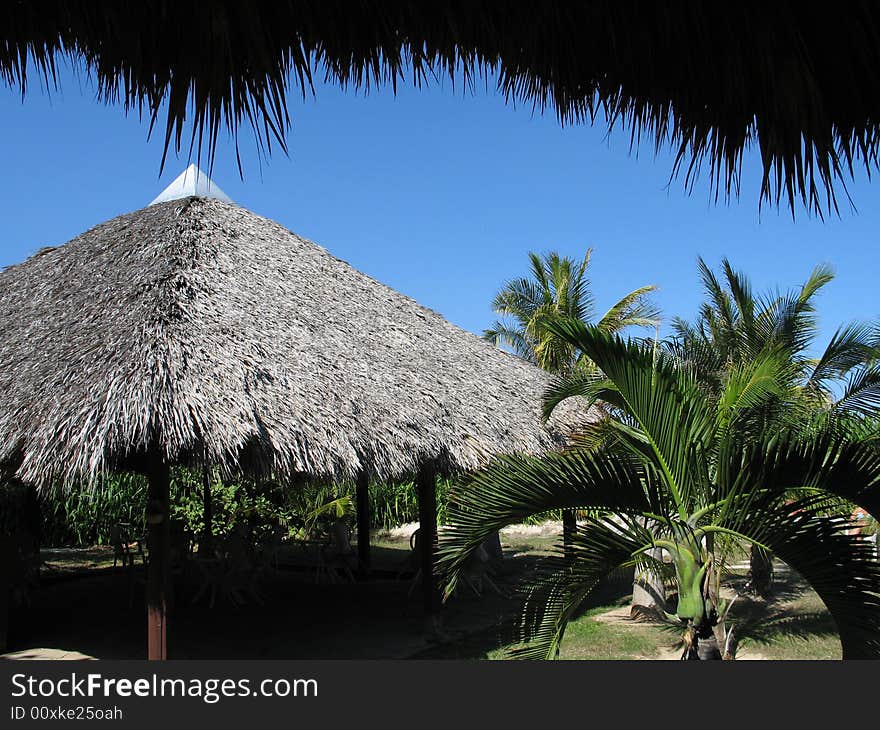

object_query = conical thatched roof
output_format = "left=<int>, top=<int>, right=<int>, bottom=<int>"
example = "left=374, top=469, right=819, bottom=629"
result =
left=0, top=197, right=584, bottom=487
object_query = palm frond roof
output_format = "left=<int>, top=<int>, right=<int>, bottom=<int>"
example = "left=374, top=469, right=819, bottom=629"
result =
left=2, top=2, right=879, bottom=215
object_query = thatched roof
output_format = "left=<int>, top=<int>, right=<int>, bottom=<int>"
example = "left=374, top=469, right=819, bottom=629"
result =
left=0, top=197, right=584, bottom=487
left=3, top=3, right=879, bottom=215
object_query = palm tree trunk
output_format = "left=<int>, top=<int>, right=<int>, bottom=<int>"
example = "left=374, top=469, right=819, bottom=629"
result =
left=696, top=626, right=723, bottom=660
left=703, top=533, right=731, bottom=658
left=631, top=547, right=666, bottom=619
left=748, top=544, right=773, bottom=597
left=631, top=517, right=665, bottom=619
left=681, top=620, right=723, bottom=660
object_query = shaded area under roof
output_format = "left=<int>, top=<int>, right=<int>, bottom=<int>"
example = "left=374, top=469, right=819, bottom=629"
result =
left=0, top=197, right=585, bottom=487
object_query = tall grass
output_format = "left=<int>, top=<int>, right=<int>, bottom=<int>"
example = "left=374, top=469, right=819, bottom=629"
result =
left=4, top=469, right=557, bottom=547
left=37, top=474, right=147, bottom=546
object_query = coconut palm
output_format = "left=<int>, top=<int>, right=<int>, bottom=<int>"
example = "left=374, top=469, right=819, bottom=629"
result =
left=440, top=323, right=880, bottom=660
left=671, top=257, right=880, bottom=420
left=670, top=258, right=880, bottom=593
left=484, top=248, right=659, bottom=374
left=484, top=248, right=658, bottom=553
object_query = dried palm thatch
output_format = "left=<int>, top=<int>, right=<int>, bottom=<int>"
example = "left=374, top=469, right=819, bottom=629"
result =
left=3, top=2, right=879, bottom=216
left=0, top=197, right=586, bottom=488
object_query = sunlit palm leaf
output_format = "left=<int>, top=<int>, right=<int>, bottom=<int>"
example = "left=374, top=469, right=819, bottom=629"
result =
left=439, top=447, right=656, bottom=596
left=597, top=285, right=661, bottom=332
left=544, top=321, right=715, bottom=515
left=483, top=322, right=537, bottom=363
left=806, top=322, right=879, bottom=397
left=829, top=366, right=880, bottom=420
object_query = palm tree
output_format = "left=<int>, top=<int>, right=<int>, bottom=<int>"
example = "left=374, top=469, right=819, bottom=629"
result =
left=484, top=248, right=659, bottom=558
left=484, top=249, right=659, bottom=374
left=671, top=258, right=880, bottom=593
left=671, top=257, right=880, bottom=417
left=440, top=323, right=880, bottom=659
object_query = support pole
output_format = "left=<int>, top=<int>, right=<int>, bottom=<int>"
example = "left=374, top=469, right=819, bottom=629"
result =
left=146, top=461, right=171, bottom=661
left=355, top=470, right=371, bottom=577
left=416, top=463, right=440, bottom=615
left=562, top=510, right=577, bottom=560
left=200, top=467, right=213, bottom=557
left=0, top=536, right=10, bottom=653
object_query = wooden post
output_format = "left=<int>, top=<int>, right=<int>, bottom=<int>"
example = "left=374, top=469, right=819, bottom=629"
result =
left=146, top=461, right=171, bottom=660
left=416, top=463, right=440, bottom=615
left=355, top=470, right=371, bottom=577
left=200, top=467, right=213, bottom=557
left=0, top=536, right=10, bottom=653
left=562, top=510, right=576, bottom=560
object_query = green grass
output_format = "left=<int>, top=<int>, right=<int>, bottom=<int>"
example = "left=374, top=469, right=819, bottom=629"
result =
left=418, top=555, right=846, bottom=660
left=729, top=573, right=842, bottom=660
left=558, top=604, right=675, bottom=660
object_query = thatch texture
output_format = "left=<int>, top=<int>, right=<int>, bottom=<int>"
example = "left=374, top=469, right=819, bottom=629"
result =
left=3, top=2, right=879, bottom=215
left=0, top=198, right=584, bottom=487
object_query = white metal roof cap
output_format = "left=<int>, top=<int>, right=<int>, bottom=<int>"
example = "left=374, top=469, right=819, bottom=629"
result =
left=149, top=164, right=233, bottom=206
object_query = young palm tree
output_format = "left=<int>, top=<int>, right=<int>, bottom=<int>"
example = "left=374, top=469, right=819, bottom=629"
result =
left=440, top=323, right=880, bottom=660
left=484, top=249, right=659, bottom=374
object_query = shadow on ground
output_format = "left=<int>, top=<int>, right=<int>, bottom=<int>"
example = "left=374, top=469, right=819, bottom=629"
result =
left=5, top=547, right=597, bottom=660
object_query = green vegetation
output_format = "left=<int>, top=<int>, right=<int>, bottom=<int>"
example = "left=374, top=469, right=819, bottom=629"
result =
left=4, top=470, right=459, bottom=548
left=484, top=249, right=659, bottom=542
left=441, top=323, right=880, bottom=660
left=671, top=258, right=880, bottom=422
left=420, top=537, right=843, bottom=661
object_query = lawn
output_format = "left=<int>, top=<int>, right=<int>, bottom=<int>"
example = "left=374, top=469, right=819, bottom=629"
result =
left=416, top=532, right=844, bottom=660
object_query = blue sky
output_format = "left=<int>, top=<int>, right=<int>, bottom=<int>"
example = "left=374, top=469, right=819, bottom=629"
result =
left=1, top=64, right=878, bottom=354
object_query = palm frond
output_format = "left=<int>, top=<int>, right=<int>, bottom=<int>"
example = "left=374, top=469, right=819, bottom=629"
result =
left=506, top=518, right=656, bottom=659
left=483, top=321, right=537, bottom=362
left=597, top=284, right=661, bottom=332
left=715, top=350, right=795, bottom=440
left=797, top=263, right=836, bottom=306
left=806, top=322, right=880, bottom=396
left=721, top=258, right=756, bottom=342
left=544, top=321, right=716, bottom=515
left=490, top=278, right=545, bottom=321
left=528, top=251, right=552, bottom=301
left=697, top=257, right=738, bottom=338
left=739, top=431, right=880, bottom=521
left=439, top=447, right=654, bottom=589
left=830, top=366, right=880, bottom=422
left=712, top=504, right=880, bottom=659
left=541, top=368, right=611, bottom=421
